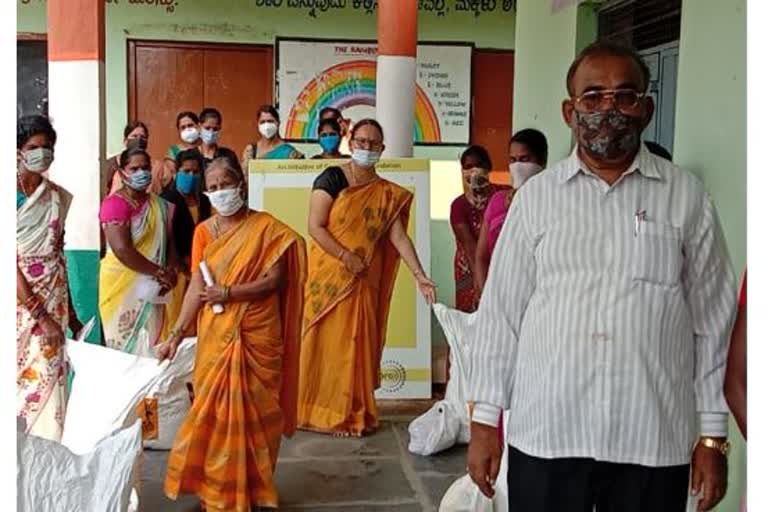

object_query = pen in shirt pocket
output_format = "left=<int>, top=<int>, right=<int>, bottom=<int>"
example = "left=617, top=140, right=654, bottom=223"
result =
left=634, top=210, right=647, bottom=237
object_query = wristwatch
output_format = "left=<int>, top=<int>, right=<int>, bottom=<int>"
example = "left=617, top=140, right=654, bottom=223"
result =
left=698, top=437, right=730, bottom=456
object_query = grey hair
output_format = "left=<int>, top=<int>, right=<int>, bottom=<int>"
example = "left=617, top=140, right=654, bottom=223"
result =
left=204, top=156, right=244, bottom=185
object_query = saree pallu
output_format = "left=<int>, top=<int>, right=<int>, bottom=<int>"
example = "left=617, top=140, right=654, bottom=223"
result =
left=298, top=179, right=413, bottom=435
left=262, top=143, right=304, bottom=160
left=17, top=179, right=72, bottom=442
left=165, top=212, right=307, bottom=511
left=99, top=195, right=172, bottom=355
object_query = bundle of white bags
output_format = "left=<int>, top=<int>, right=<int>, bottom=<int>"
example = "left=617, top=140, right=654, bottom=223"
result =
left=408, top=304, right=474, bottom=456
left=407, top=304, right=510, bottom=512
left=17, top=337, right=197, bottom=512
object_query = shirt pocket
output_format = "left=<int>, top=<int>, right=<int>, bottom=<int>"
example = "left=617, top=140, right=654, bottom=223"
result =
left=631, top=220, right=683, bottom=287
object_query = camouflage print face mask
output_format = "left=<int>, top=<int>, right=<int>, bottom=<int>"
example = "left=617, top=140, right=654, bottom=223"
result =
left=575, top=110, right=642, bottom=161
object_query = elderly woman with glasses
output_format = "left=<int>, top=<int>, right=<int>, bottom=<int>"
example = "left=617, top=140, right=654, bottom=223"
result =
left=297, top=118, right=436, bottom=437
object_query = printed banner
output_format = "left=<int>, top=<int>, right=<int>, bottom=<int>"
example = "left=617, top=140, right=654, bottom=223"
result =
left=277, top=38, right=472, bottom=145
left=247, top=158, right=432, bottom=399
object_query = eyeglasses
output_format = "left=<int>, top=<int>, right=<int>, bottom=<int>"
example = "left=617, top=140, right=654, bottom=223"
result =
left=573, top=88, right=645, bottom=112
left=352, top=137, right=383, bottom=150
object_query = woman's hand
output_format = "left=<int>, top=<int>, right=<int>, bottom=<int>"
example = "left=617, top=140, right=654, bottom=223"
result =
left=156, top=336, right=181, bottom=363
left=341, top=251, right=367, bottom=275
left=39, top=315, right=65, bottom=349
left=68, top=316, right=84, bottom=340
left=199, top=284, right=229, bottom=304
left=156, top=328, right=184, bottom=362
left=154, top=267, right=177, bottom=293
left=415, top=273, right=437, bottom=305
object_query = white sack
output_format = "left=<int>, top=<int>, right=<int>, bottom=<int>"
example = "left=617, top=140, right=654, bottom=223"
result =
left=439, top=410, right=511, bottom=512
left=62, top=340, right=168, bottom=454
left=144, top=337, right=197, bottom=450
left=439, top=474, right=495, bottom=512
left=408, top=400, right=462, bottom=456
left=407, top=304, right=475, bottom=455
left=17, top=419, right=142, bottom=512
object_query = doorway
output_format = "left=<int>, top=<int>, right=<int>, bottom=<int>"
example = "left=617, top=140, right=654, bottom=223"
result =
left=128, top=40, right=274, bottom=161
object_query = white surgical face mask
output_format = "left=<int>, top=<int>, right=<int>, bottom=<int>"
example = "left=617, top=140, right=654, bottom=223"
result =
left=123, top=168, right=152, bottom=191
left=351, top=149, right=381, bottom=168
left=205, top=187, right=244, bottom=217
left=200, top=128, right=220, bottom=145
left=180, top=127, right=200, bottom=144
left=21, top=147, right=54, bottom=174
left=258, top=121, right=278, bottom=139
left=509, top=161, right=543, bottom=189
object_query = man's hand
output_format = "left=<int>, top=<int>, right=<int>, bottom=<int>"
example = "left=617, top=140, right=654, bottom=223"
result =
left=467, top=422, right=502, bottom=498
left=690, top=439, right=728, bottom=511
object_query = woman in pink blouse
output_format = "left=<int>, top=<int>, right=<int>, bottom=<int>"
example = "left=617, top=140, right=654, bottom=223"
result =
left=475, top=129, right=548, bottom=294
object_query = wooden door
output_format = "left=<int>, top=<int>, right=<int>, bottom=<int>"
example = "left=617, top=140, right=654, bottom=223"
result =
left=128, top=41, right=273, bottom=161
left=203, top=47, right=273, bottom=157
left=470, top=50, right=514, bottom=176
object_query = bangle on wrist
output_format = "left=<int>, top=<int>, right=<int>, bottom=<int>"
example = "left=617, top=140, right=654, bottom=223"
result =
left=31, top=304, right=47, bottom=320
left=223, top=286, right=231, bottom=302
left=338, top=248, right=347, bottom=260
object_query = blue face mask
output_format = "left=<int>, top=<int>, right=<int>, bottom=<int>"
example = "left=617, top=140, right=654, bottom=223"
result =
left=176, top=172, right=200, bottom=195
left=319, top=133, right=341, bottom=153
left=123, top=169, right=152, bottom=191
left=200, top=128, right=220, bottom=145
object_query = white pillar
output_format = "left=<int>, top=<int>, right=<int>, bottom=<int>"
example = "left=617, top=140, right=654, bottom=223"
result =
left=376, top=0, right=417, bottom=158
left=47, top=0, right=106, bottom=343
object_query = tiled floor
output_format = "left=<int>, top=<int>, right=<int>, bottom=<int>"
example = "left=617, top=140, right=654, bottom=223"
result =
left=140, top=412, right=467, bottom=511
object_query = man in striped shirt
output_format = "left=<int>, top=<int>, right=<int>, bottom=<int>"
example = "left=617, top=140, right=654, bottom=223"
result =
left=467, top=41, right=736, bottom=512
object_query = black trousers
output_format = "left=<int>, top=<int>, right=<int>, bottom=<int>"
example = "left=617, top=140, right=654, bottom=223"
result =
left=507, top=446, right=690, bottom=512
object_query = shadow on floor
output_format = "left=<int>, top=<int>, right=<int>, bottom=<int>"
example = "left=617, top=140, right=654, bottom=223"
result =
left=140, top=416, right=466, bottom=512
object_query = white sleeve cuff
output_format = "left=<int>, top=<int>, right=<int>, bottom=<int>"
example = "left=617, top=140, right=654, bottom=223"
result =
left=699, top=412, right=729, bottom=437
left=472, top=403, right=502, bottom=428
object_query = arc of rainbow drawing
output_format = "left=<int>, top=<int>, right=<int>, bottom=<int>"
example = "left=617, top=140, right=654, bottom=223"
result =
left=284, top=60, right=442, bottom=143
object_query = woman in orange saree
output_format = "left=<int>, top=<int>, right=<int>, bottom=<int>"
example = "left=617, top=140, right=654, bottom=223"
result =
left=157, top=157, right=307, bottom=511
left=298, top=119, right=436, bottom=437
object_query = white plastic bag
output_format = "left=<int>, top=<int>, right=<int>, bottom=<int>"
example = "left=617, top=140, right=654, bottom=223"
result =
left=407, top=304, right=476, bottom=456
left=17, top=419, right=143, bottom=512
left=132, top=275, right=170, bottom=304
left=144, top=337, right=197, bottom=450
left=439, top=474, right=495, bottom=512
left=439, top=410, right=511, bottom=512
left=408, top=400, right=462, bottom=456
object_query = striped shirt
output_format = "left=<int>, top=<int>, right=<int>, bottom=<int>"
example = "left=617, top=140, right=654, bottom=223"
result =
left=469, top=145, right=737, bottom=467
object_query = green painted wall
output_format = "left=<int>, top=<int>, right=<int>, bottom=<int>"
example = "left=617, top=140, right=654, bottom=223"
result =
left=512, top=0, right=597, bottom=160
left=65, top=250, right=102, bottom=344
left=674, top=1, right=747, bottom=510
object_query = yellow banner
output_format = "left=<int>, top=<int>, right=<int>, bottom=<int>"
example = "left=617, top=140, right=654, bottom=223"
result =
left=248, top=158, right=431, bottom=174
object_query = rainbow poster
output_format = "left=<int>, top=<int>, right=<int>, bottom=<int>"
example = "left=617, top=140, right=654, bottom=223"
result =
left=277, top=39, right=472, bottom=145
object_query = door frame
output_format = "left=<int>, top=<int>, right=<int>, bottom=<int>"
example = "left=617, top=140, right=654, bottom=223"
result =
left=470, top=47, right=514, bottom=139
left=127, top=39, right=275, bottom=124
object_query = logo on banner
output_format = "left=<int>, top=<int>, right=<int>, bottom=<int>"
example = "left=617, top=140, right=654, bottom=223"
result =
left=380, top=360, right=407, bottom=393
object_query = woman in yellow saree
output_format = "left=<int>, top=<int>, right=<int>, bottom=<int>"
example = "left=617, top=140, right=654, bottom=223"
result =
left=99, top=148, right=178, bottom=355
left=158, top=157, right=307, bottom=511
left=298, top=119, right=436, bottom=437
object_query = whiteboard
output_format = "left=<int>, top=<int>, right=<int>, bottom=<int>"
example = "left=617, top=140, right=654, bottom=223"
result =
left=276, top=38, right=472, bottom=145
